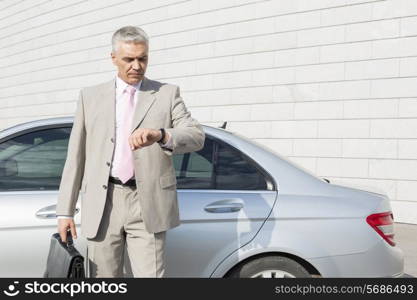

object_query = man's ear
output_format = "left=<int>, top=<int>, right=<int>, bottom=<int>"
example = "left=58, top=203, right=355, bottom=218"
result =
left=110, top=52, right=116, bottom=66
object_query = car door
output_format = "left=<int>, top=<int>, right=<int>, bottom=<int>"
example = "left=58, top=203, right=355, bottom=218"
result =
left=164, top=135, right=277, bottom=277
left=0, top=125, right=86, bottom=277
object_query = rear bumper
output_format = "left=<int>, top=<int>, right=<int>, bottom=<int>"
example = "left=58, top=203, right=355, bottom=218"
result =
left=392, top=271, right=405, bottom=278
left=308, top=239, right=404, bottom=277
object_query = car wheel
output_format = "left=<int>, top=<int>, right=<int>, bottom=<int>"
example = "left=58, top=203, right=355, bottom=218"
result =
left=227, top=256, right=312, bottom=278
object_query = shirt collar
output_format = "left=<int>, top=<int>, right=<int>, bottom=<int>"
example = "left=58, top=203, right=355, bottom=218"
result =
left=115, top=75, right=142, bottom=98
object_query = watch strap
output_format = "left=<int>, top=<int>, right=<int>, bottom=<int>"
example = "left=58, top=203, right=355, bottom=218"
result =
left=158, top=128, right=166, bottom=144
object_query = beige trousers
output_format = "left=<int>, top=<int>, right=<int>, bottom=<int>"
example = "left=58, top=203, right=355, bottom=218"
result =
left=86, top=181, right=166, bottom=278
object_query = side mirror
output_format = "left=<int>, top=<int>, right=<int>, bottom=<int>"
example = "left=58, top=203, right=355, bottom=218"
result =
left=0, top=159, right=18, bottom=177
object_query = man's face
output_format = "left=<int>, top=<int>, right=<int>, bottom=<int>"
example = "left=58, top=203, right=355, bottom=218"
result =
left=111, top=41, right=148, bottom=85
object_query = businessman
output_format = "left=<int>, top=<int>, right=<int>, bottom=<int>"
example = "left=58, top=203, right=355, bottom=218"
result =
left=56, top=26, right=205, bottom=278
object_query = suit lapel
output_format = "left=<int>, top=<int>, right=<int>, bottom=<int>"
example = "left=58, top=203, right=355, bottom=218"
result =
left=97, top=76, right=156, bottom=136
left=98, top=78, right=116, bottom=138
left=130, top=76, right=156, bottom=133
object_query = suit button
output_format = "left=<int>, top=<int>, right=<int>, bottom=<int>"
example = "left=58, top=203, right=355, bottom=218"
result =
left=103, top=185, right=107, bottom=189
left=106, top=162, right=111, bottom=167
left=110, top=138, right=114, bottom=143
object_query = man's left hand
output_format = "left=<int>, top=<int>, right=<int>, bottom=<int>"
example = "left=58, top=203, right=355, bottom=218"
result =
left=129, top=128, right=162, bottom=150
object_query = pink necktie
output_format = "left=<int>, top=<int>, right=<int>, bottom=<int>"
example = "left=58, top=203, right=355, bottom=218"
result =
left=117, top=85, right=136, bottom=183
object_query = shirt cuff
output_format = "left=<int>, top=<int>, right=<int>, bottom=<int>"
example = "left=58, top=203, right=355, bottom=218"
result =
left=57, top=215, right=74, bottom=219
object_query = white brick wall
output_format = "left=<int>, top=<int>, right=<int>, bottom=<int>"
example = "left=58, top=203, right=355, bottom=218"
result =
left=1, top=0, right=416, bottom=224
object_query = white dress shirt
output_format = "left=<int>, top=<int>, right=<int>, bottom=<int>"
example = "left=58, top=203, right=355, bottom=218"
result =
left=110, top=75, right=173, bottom=178
left=57, top=75, right=173, bottom=220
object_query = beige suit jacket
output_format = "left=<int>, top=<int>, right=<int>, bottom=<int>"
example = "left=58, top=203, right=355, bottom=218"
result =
left=56, top=76, right=205, bottom=239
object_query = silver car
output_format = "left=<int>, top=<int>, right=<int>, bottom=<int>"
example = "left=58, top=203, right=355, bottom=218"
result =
left=0, top=117, right=404, bottom=278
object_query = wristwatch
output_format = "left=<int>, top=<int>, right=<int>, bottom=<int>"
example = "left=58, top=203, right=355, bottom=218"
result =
left=157, top=128, right=166, bottom=144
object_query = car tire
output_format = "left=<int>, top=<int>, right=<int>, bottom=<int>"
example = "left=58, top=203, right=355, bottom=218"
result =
left=227, top=256, right=312, bottom=278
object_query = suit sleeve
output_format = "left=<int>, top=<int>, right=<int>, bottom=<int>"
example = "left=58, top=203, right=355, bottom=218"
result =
left=163, top=86, right=205, bottom=156
left=56, top=90, right=86, bottom=216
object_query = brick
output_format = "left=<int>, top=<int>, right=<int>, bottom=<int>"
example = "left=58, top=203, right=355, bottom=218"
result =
left=231, top=18, right=276, bottom=37
left=398, top=98, right=417, bottom=117
left=212, top=71, right=252, bottom=89
left=270, top=120, right=317, bottom=138
left=319, top=80, right=371, bottom=100
left=343, top=99, right=398, bottom=119
left=342, top=139, right=397, bottom=159
left=227, top=121, right=271, bottom=138
left=371, top=78, right=417, bottom=98
left=171, top=74, right=213, bottom=92
left=293, top=138, right=342, bottom=157
left=250, top=103, right=293, bottom=120
left=297, top=0, right=346, bottom=11
left=370, top=119, right=417, bottom=138
left=214, top=36, right=253, bottom=56
left=287, top=83, right=320, bottom=102
left=398, top=140, right=417, bottom=159
left=231, top=86, right=274, bottom=104
left=212, top=105, right=251, bottom=122
left=370, top=159, right=417, bottom=180
left=321, top=2, right=373, bottom=26
left=183, top=89, right=231, bottom=107
left=295, top=10, right=321, bottom=29
left=318, top=120, right=370, bottom=138
left=195, top=56, right=233, bottom=74
left=294, top=47, right=320, bottom=65
left=399, top=36, right=417, bottom=57
left=252, top=67, right=295, bottom=86
left=400, top=15, right=417, bottom=37
left=254, top=0, right=297, bottom=18
left=372, top=0, right=405, bottom=19
left=397, top=180, right=417, bottom=201
left=253, top=31, right=297, bottom=52
left=399, top=57, right=417, bottom=77
left=294, top=101, right=343, bottom=119
left=345, top=58, right=399, bottom=80
left=272, top=85, right=297, bottom=102
left=297, top=26, right=345, bottom=47
left=295, top=63, right=344, bottom=83
left=316, top=157, right=369, bottom=178
left=274, top=49, right=296, bottom=67
left=233, top=52, right=275, bottom=71
left=372, top=38, right=401, bottom=59
left=345, top=19, right=400, bottom=42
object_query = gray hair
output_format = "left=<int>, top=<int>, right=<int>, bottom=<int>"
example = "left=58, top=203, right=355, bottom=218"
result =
left=111, top=26, right=149, bottom=52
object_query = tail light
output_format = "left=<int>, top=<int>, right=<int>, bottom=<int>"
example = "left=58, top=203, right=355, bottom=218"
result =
left=366, top=212, right=396, bottom=246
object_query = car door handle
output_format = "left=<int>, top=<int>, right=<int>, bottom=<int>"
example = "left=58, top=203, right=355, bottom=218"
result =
left=204, top=199, right=244, bottom=213
left=35, top=204, right=80, bottom=219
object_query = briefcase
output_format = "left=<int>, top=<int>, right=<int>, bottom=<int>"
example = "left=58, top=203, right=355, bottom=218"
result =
left=44, top=230, right=85, bottom=278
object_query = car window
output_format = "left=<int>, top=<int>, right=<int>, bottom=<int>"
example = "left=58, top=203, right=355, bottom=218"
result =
left=215, top=141, right=268, bottom=190
left=174, top=138, right=214, bottom=189
left=0, top=127, right=71, bottom=191
left=173, top=137, right=268, bottom=190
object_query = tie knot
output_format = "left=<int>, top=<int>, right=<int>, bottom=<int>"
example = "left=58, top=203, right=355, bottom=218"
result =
left=124, top=85, right=136, bottom=96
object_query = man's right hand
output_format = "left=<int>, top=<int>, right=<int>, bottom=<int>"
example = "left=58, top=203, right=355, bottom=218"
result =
left=58, top=218, right=77, bottom=243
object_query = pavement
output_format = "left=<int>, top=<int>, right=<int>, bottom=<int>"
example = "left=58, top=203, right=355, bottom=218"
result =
left=394, top=222, right=417, bottom=277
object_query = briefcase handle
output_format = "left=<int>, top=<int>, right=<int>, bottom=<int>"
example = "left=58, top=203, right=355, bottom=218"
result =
left=58, top=229, right=75, bottom=248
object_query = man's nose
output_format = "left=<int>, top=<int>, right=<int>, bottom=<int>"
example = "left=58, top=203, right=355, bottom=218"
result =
left=132, top=59, right=140, bottom=70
